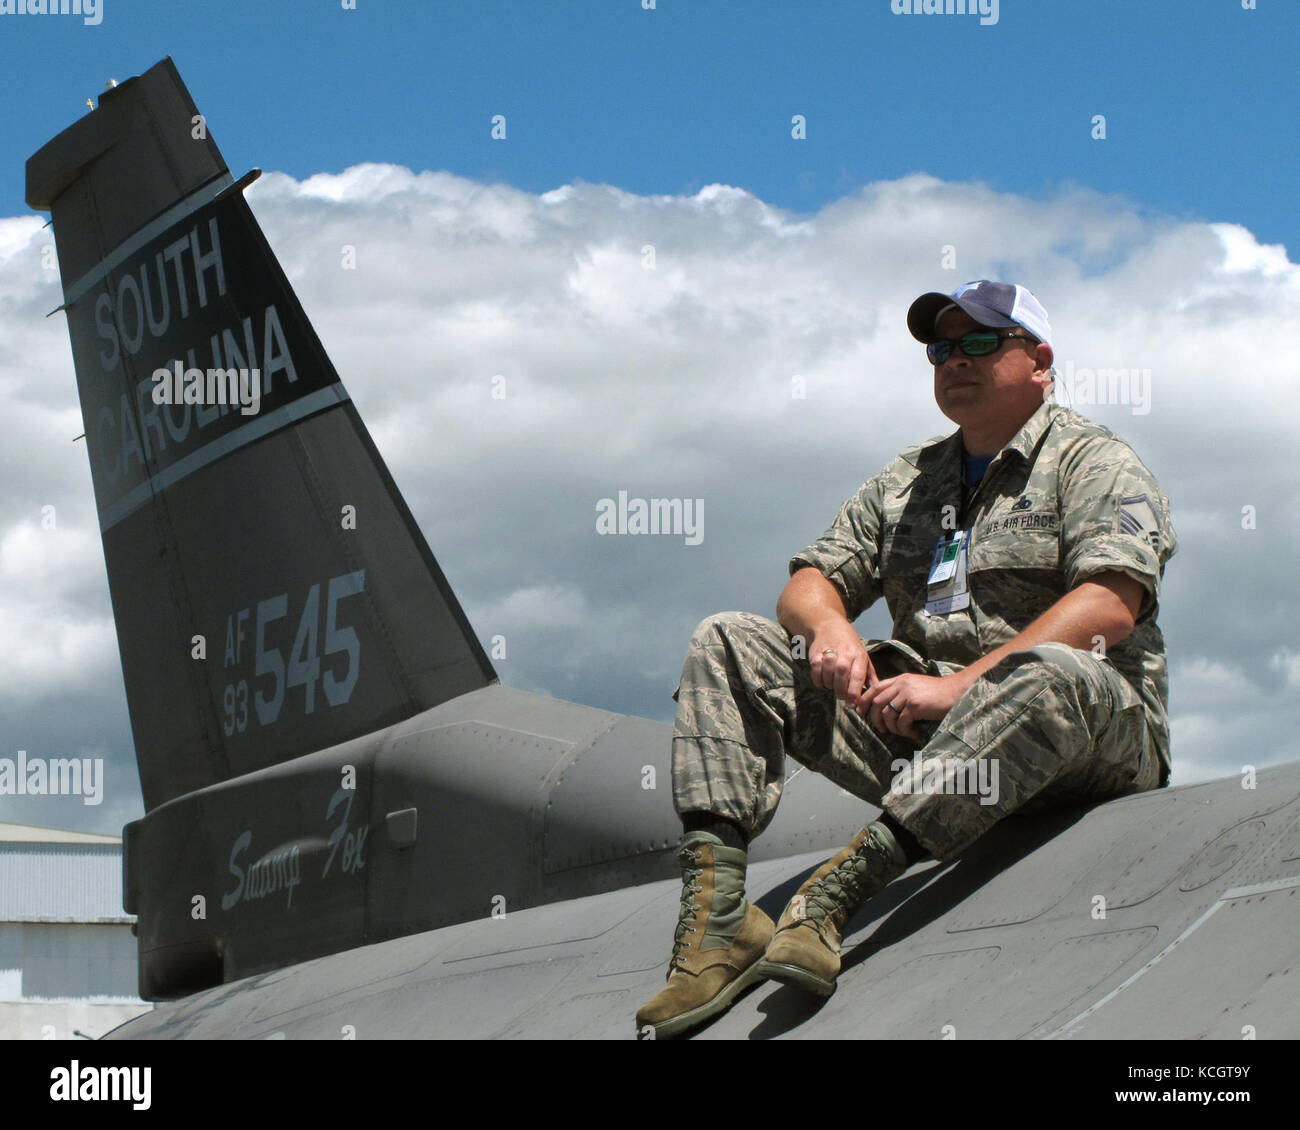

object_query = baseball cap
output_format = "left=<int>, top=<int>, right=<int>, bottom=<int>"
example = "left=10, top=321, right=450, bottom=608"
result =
left=907, top=280, right=1053, bottom=351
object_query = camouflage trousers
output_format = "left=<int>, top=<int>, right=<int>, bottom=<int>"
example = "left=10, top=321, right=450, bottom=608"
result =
left=672, top=612, right=1163, bottom=862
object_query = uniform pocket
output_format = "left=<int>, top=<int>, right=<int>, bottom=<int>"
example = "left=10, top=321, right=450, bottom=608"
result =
left=968, top=522, right=1060, bottom=573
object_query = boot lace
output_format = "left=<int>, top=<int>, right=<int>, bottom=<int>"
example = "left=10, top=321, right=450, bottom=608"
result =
left=669, top=847, right=704, bottom=970
left=802, top=848, right=879, bottom=932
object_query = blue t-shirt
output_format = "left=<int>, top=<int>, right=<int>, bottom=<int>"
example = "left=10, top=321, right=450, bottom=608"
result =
left=965, top=453, right=994, bottom=485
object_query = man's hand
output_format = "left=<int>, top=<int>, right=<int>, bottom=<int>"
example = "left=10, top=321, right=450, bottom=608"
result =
left=779, top=568, right=882, bottom=709
left=857, top=672, right=966, bottom=740
left=808, top=622, right=879, bottom=710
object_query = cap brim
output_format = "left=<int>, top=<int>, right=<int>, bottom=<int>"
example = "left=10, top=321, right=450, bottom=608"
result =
left=907, top=291, right=1018, bottom=342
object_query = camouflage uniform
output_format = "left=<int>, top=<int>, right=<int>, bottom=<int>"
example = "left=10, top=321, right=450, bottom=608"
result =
left=673, top=393, right=1176, bottom=862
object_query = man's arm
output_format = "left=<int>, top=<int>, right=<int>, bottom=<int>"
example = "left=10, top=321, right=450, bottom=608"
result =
left=859, top=569, right=1146, bottom=739
left=950, top=569, right=1141, bottom=684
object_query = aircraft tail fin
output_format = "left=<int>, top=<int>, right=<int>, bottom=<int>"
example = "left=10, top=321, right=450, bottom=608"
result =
left=28, top=58, right=495, bottom=811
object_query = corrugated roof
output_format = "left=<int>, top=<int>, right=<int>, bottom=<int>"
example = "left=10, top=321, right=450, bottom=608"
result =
left=0, top=842, right=132, bottom=923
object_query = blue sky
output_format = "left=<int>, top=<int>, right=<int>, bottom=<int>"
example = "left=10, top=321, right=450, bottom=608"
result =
left=5, top=1, right=1298, bottom=252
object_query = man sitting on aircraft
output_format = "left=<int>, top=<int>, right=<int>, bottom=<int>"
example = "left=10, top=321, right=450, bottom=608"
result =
left=636, top=280, right=1176, bottom=1038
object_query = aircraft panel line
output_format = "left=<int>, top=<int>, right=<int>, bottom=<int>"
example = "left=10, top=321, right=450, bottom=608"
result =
left=61, top=172, right=235, bottom=306
left=98, top=384, right=351, bottom=531
left=1046, top=873, right=1300, bottom=1038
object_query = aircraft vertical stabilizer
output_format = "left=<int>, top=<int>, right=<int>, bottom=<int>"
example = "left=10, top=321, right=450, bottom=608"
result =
left=27, top=58, right=496, bottom=812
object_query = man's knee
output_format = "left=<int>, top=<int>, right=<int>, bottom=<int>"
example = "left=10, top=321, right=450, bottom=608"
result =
left=987, top=641, right=1110, bottom=697
left=690, top=610, right=781, bottom=646
left=1003, top=640, right=1099, bottom=670
left=674, top=612, right=792, bottom=702
left=691, top=610, right=760, bottom=644
left=686, top=611, right=793, bottom=675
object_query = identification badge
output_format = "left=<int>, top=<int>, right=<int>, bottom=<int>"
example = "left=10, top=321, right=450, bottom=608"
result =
left=925, top=530, right=970, bottom=616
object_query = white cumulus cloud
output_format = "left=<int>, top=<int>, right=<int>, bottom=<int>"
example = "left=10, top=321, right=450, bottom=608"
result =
left=3, top=167, right=1299, bottom=832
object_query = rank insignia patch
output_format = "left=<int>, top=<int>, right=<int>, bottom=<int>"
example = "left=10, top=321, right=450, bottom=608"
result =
left=1118, top=494, right=1160, bottom=551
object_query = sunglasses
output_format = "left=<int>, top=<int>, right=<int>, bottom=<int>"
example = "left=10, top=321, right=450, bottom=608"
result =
left=927, top=329, right=1036, bottom=365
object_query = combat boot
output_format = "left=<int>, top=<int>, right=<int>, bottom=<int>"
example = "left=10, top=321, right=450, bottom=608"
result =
left=635, top=831, right=774, bottom=1039
left=755, top=822, right=908, bottom=997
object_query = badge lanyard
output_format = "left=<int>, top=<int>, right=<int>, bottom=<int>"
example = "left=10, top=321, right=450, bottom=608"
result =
left=924, top=448, right=989, bottom=617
